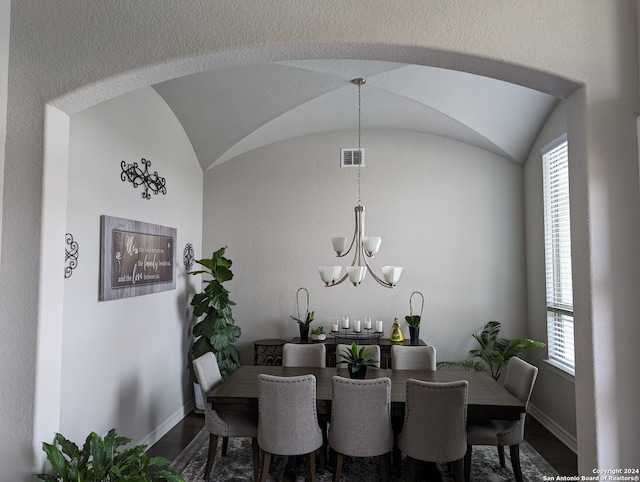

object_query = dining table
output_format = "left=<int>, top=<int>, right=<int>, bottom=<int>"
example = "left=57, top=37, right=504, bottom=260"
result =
left=207, top=365, right=525, bottom=421
left=208, top=365, right=525, bottom=475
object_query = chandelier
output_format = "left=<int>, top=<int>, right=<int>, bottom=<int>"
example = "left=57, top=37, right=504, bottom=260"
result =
left=319, top=78, right=403, bottom=288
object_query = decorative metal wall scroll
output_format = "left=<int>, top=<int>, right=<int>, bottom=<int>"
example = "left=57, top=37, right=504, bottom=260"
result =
left=120, top=158, right=167, bottom=200
left=65, top=233, right=79, bottom=278
left=183, top=243, right=195, bottom=271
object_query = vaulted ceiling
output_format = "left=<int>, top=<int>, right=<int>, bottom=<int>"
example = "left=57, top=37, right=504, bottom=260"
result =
left=153, top=59, right=559, bottom=172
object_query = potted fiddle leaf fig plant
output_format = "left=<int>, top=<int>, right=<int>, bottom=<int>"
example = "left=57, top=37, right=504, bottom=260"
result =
left=189, top=246, right=241, bottom=380
left=437, top=321, right=546, bottom=380
left=290, top=287, right=314, bottom=341
left=338, top=342, right=379, bottom=379
left=404, top=291, right=424, bottom=343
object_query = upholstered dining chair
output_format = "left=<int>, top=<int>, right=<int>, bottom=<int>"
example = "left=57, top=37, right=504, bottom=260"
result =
left=397, top=379, right=468, bottom=482
left=329, top=376, right=394, bottom=482
left=464, top=356, right=539, bottom=482
left=390, top=345, right=436, bottom=370
left=192, top=352, right=259, bottom=482
left=282, top=342, right=326, bottom=367
left=257, top=374, right=324, bottom=482
left=335, top=343, right=381, bottom=367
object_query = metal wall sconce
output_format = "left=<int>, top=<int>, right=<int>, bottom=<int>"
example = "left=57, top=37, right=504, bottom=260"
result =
left=183, top=243, right=195, bottom=271
left=121, top=158, right=167, bottom=200
left=65, top=233, right=79, bottom=278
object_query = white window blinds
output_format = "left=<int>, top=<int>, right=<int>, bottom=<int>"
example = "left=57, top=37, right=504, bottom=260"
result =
left=542, top=135, right=575, bottom=375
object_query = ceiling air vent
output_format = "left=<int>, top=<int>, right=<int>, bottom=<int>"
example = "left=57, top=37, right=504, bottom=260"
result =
left=341, top=148, right=365, bottom=167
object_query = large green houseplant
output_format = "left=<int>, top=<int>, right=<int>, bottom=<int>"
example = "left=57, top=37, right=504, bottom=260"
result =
left=437, top=321, right=545, bottom=380
left=189, top=246, right=241, bottom=379
left=37, top=428, right=182, bottom=482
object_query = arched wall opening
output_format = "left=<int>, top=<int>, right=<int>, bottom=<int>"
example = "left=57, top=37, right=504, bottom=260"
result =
left=38, top=41, right=586, bottom=470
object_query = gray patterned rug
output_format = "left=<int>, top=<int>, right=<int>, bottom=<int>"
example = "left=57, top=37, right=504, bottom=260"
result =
left=172, top=427, right=558, bottom=481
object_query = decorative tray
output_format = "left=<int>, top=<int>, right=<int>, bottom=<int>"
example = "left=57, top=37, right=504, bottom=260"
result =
left=328, top=330, right=383, bottom=341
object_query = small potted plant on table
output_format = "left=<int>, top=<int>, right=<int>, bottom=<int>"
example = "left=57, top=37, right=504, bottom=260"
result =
left=338, top=342, right=379, bottom=379
left=405, top=290, right=424, bottom=343
left=310, top=326, right=326, bottom=341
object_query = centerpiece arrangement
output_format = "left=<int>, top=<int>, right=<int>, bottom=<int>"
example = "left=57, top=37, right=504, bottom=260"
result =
left=337, top=342, right=379, bottom=379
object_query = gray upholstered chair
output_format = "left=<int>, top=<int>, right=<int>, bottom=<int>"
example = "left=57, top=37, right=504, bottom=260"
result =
left=257, top=374, right=324, bottom=482
left=390, top=344, right=436, bottom=370
left=336, top=343, right=381, bottom=367
left=329, top=376, right=394, bottom=482
left=397, top=379, right=468, bottom=482
left=465, top=356, right=539, bottom=482
left=282, top=342, right=326, bottom=368
left=192, top=352, right=259, bottom=482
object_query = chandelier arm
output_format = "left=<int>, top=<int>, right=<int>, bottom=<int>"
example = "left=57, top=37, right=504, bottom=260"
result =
left=362, top=255, right=395, bottom=289
left=335, top=207, right=359, bottom=258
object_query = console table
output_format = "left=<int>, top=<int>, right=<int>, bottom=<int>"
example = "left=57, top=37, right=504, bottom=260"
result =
left=290, top=337, right=427, bottom=368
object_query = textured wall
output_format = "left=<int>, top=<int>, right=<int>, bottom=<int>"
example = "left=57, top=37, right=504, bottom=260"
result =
left=2, top=1, right=639, bottom=478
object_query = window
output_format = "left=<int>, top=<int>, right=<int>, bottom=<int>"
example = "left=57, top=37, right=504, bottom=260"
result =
left=542, top=135, right=575, bottom=376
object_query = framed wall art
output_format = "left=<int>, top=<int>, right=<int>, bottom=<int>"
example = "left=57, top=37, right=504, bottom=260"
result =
left=99, top=215, right=176, bottom=301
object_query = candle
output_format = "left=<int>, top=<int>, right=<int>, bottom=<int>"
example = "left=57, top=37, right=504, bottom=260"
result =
left=342, top=316, right=350, bottom=329
left=364, top=318, right=372, bottom=330
left=353, top=320, right=361, bottom=333
left=331, top=321, right=339, bottom=332
left=375, top=320, right=383, bottom=333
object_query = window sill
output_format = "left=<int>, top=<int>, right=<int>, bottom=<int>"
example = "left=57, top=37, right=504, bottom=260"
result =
left=544, top=359, right=575, bottom=382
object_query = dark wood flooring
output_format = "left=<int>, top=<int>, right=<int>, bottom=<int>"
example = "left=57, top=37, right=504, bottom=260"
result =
left=148, top=411, right=578, bottom=477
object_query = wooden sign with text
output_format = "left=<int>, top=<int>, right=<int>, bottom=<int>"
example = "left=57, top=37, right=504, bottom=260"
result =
left=99, top=215, right=176, bottom=301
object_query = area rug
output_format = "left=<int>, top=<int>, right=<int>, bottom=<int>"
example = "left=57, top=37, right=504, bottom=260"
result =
left=172, top=427, right=558, bottom=481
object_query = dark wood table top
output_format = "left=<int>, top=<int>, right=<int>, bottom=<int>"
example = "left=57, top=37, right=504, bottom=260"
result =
left=208, top=365, right=525, bottom=421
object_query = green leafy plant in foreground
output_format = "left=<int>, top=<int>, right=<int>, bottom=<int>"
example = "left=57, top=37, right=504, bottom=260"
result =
left=189, top=246, right=241, bottom=379
left=37, top=429, right=183, bottom=482
left=437, top=321, right=545, bottom=380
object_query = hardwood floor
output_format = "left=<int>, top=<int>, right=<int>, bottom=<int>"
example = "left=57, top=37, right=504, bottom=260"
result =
left=148, top=411, right=578, bottom=476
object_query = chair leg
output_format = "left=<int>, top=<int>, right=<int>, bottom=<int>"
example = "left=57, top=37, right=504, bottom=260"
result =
left=378, top=452, right=391, bottom=482
left=405, top=455, right=416, bottom=482
left=464, top=445, right=472, bottom=482
left=251, top=438, right=259, bottom=482
left=332, top=452, right=344, bottom=482
left=510, top=444, right=524, bottom=482
left=259, top=451, right=271, bottom=482
left=305, top=451, right=317, bottom=482
left=498, top=445, right=505, bottom=467
left=221, top=435, right=229, bottom=456
left=204, top=434, right=218, bottom=480
left=452, top=458, right=465, bottom=482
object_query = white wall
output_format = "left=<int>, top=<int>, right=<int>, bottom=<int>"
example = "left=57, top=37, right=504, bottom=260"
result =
left=61, top=87, right=203, bottom=445
left=524, top=101, right=578, bottom=449
left=0, top=0, right=8, bottom=241
left=203, top=130, right=527, bottom=365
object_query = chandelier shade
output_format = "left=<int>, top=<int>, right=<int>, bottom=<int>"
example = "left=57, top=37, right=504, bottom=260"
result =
left=319, top=78, right=403, bottom=289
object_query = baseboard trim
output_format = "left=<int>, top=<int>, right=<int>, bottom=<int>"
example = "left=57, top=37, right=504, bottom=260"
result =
left=140, top=399, right=196, bottom=450
left=528, top=403, right=577, bottom=454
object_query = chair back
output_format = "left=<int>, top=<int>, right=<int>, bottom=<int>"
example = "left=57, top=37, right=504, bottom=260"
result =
left=329, top=376, right=394, bottom=457
left=398, top=379, right=468, bottom=463
left=336, top=343, right=381, bottom=368
left=501, top=356, right=539, bottom=442
left=192, top=352, right=231, bottom=435
left=282, top=342, right=326, bottom=367
left=390, top=345, right=436, bottom=370
left=257, top=374, right=323, bottom=456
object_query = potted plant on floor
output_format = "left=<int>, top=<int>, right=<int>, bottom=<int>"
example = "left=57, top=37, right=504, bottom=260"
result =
left=290, top=287, right=314, bottom=341
left=189, top=247, right=241, bottom=381
left=37, top=428, right=183, bottom=481
left=338, top=342, right=379, bottom=379
left=437, top=321, right=545, bottom=380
